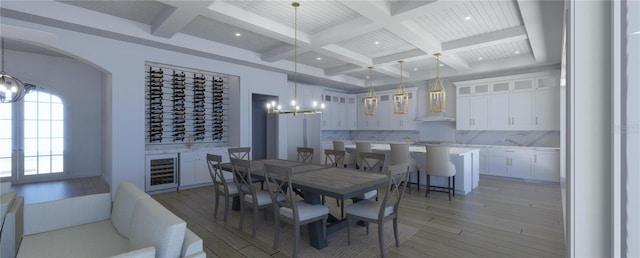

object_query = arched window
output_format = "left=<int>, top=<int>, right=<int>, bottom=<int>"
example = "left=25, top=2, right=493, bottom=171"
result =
left=0, top=89, right=64, bottom=179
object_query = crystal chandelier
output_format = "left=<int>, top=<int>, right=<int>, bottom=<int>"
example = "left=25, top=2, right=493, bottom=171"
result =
left=429, top=53, right=446, bottom=113
left=266, top=2, right=323, bottom=115
left=363, top=66, right=378, bottom=116
left=393, top=60, right=409, bottom=114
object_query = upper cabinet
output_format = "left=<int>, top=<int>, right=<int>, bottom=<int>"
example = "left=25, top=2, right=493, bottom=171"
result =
left=356, top=88, right=417, bottom=131
left=454, top=71, right=560, bottom=131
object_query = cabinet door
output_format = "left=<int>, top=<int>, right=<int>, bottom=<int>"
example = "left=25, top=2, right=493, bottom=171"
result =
left=532, top=150, right=560, bottom=181
left=347, top=97, right=357, bottom=130
left=486, top=150, right=508, bottom=176
left=488, top=94, right=509, bottom=130
left=469, top=96, right=488, bottom=129
left=534, top=88, right=560, bottom=130
left=508, top=92, right=534, bottom=130
left=506, top=151, right=532, bottom=178
left=456, top=97, right=471, bottom=130
left=377, top=95, right=392, bottom=130
left=194, top=152, right=210, bottom=184
left=179, top=152, right=197, bottom=187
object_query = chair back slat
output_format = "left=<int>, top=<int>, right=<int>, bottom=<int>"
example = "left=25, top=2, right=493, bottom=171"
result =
left=332, top=141, right=346, bottom=151
left=359, top=151, right=385, bottom=172
left=207, top=154, right=229, bottom=192
left=324, top=149, right=345, bottom=167
left=355, top=142, right=372, bottom=167
left=296, top=147, right=314, bottom=163
left=228, top=147, right=251, bottom=160
left=230, top=158, right=256, bottom=196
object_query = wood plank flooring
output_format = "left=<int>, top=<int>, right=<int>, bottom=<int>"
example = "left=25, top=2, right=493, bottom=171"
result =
left=12, top=175, right=566, bottom=257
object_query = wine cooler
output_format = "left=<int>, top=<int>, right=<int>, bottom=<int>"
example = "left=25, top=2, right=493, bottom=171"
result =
left=145, top=153, right=179, bottom=192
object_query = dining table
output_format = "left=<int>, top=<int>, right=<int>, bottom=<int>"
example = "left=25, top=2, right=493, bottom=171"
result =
left=220, top=159, right=389, bottom=249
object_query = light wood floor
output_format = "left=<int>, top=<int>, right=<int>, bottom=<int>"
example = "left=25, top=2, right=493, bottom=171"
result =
left=13, top=176, right=566, bottom=257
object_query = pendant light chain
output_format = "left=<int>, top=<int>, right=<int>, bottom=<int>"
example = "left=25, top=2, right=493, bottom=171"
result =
left=293, top=2, right=298, bottom=103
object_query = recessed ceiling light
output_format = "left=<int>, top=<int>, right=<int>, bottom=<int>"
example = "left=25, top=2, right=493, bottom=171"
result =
left=514, top=51, right=521, bottom=54
left=633, top=31, right=640, bottom=35
left=235, top=32, right=241, bottom=37
left=477, top=57, right=483, bottom=61
left=316, top=57, right=322, bottom=60
left=374, top=41, right=380, bottom=45
left=413, top=68, right=418, bottom=71
left=465, top=16, right=472, bottom=21
left=439, top=63, right=444, bottom=67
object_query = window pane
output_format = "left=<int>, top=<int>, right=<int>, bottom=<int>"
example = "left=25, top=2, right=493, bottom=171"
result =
left=24, top=139, right=38, bottom=156
left=0, top=120, right=11, bottom=138
left=0, top=139, right=11, bottom=157
left=24, top=120, right=38, bottom=138
left=0, top=104, right=11, bottom=119
left=51, top=121, right=63, bottom=137
left=38, top=102, right=51, bottom=120
left=23, top=92, right=37, bottom=102
left=51, top=95, right=62, bottom=103
left=51, top=138, right=63, bottom=155
left=24, top=102, right=38, bottom=120
left=38, top=156, right=51, bottom=174
left=51, top=155, right=63, bottom=173
left=51, top=103, right=63, bottom=120
left=38, top=121, right=51, bottom=138
left=38, top=139, right=51, bottom=156
left=38, top=91, right=50, bottom=102
left=23, top=157, right=37, bottom=175
left=0, top=158, right=11, bottom=178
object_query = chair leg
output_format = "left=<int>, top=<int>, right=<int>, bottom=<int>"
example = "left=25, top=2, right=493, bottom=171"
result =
left=378, top=222, right=386, bottom=258
left=453, top=175, right=456, bottom=196
left=293, top=224, right=300, bottom=258
left=239, top=199, right=245, bottom=232
left=273, top=211, right=280, bottom=249
left=448, top=176, right=451, bottom=201
left=340, top=200, right=344, bottom=219
left=425, top=175, right=430, bottom=198
left=366, top=221, right=370, bottom=235
left=346, top=217, right=351, bottom=245
left=417, top=170, right=420, bottom=192
left=252, top=206, right=259, bottom=238
left=223, top=196, right=230, bottom=222
left=213, top=192, right=220, bottom=219
left=393, top=217, right=399, bottom=247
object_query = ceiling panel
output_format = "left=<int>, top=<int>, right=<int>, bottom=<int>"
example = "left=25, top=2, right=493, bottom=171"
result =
left=57, top=0, right=169, bottom=25
left=286, top=51, right=348, bottom=70
left=182, top=16, right=285, bottom=53
left=221, top=1, right=361, bottom=35
left=411, top=0, right=522, bottom=42
left=337, top=29, right=416, bottom=59
left=347, top=68, right=390, bottom=81
left=457, top=39, right=531, bottom=64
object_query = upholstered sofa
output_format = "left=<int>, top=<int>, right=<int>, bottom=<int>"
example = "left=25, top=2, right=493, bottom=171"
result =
left=15, top=182, right=205, bottom=258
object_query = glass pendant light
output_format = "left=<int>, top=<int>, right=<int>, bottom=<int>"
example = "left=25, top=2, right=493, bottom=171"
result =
left=363, top=66, right=378, bottom=116
left=429, top=53, right=446, bottom=113
left=266, top=2, right=324, bottom=115
left=393, top=60, right=409, bottom=114
left=0, top=38, right=27, bottom=103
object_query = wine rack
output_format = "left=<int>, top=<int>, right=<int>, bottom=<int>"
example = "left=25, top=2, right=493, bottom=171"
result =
left=145, top=153, right=179, bottom=192
left=145, top=62, right=230, bottom=146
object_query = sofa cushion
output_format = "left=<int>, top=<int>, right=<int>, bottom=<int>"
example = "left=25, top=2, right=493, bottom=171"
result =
left=109, top=246, right=155, bottom=258
left=17, top=220, right=129, bottom=258
left=182, top=229, right=203, bottom=257
left=111, top=182, right=150, bottom=238
left=129, top=198, right=186, bottom=258
left=1, top=191, right=16, bottom=225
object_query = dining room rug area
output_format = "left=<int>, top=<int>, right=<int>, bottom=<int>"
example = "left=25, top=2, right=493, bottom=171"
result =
left=220, top=198, right=419, bottom=258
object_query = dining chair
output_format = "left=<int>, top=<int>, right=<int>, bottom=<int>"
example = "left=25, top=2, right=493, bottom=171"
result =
left=354, top=142, right=372, bottom=169
left=264, top=163, right=329, bottom=258
left=389, top=143, right=419, bottom=193
left=206, top=154, right=238, bottom=222
left=345, top=163, right=411, bottom=258
left=296, top=147, right=314, bottom=163
left=230, top=157, right=277, bottom=237
left=332, top=141, right=354, bottom=167
left=425, top=145, right=457, bottom=201
left=324, top=149, right=346, bottom=217
left=359, top=151, right=386, bottom=200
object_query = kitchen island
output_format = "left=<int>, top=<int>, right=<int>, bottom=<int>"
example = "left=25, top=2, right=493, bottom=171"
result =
left=344, top=143, right=480, bottom=195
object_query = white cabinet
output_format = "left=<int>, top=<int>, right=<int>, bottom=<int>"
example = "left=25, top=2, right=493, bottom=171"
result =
left=485, top=148, right=533, bottom=179
left=534, top=88, right=560, bottom=130
left=356, top=89, right=417, bottom=131
left=179, top=148, right=228, bottom=189
left=456, top=96, right=488, bottom=130
left=532, top=149, right=560, bottom=182
left=454, top=71, right=559, bottom=131
left=388, top=89, right=417, bottom=130
left=346, top=97, right=357, bottom=130
left=488, top=92, right=534, bottom=130
left=321, top=93, right=348, bottom=130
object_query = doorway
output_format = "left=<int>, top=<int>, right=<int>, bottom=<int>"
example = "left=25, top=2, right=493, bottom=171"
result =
left=251, top=94, right=278, bottom=160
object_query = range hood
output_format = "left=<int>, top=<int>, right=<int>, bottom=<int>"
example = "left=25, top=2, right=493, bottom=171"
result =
left=415, top=113, right=455, bottom=122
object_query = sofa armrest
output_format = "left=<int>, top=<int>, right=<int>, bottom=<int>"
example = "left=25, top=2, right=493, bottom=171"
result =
left=1, top=196, right=23, bottom=258
left=108, top=246, right=156, bottom=258
left=24, top=192, right=112, bottom=235
left=181, top=228, right=203, bottom=257
left=183, top=251, right=206, bottom=258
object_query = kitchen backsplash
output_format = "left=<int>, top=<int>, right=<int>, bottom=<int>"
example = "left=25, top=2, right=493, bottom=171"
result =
left=322, top=128, right=560, bottom=148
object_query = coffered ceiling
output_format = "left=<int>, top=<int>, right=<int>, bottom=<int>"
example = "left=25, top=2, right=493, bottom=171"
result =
left=0, top=0, right=564, bottom=91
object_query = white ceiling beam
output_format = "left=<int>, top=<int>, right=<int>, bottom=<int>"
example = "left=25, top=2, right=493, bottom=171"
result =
left=151, top=1, right=211, bottom=38
left=517, top=0, right=548, bottom=63
left=325, top=64, right=362, bottom=76
left=321, top=44, right=371, bottom=66
left=443, top=26, right=529, bottom=53
left=373, top=49, right=429, bottom=65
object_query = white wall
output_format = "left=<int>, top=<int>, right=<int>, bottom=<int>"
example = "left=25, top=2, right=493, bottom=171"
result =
left=6, top=49, right=103, bottom=182
left=2, top=17, right=296, bottom=193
